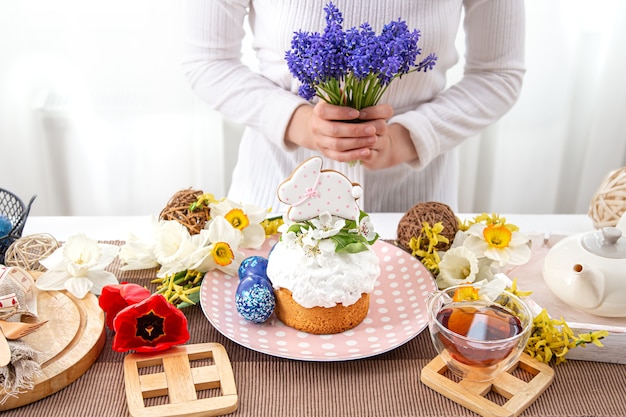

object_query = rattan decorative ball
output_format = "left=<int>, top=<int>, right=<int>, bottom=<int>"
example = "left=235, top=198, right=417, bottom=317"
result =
left=588, top=167, right=626, bottom=229
left=396, top=201, right=459, bottom=251
left=159, top=189, right=211, bottom=235
left=4, top=233, right=60, bottom=271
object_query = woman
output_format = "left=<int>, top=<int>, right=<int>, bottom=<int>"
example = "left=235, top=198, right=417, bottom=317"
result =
left=182, top=0, right=525, bottom=213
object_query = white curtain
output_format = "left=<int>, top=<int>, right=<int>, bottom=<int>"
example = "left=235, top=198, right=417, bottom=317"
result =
left=458, top=0, right=626, bottom=214
left=1, top=1, right=625, bottom=216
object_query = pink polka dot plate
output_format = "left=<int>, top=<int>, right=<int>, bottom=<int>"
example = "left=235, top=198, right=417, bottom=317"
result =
left=199, top=237, right=436, bottom=361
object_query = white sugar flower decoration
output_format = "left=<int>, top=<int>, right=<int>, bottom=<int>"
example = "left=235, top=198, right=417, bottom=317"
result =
left=436, top=246, right=479, bottom=289
left=358, top=216, right=377, bottom=241
left=463, top=222, right=531, bottom=267
left=309, top=212, right=345, bottom=240
left=36, top=233, right=120, bottom=299
left=209, top=199, right=266, bottom=249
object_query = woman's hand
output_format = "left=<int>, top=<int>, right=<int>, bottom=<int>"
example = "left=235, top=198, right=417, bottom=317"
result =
left=358, top=106, right=418, bottom=170
left=286, top=101, right=417, bottom=168
left=285, top=101, right=385, bottom=162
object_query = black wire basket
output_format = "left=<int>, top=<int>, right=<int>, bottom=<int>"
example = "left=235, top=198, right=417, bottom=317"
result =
left=0, top=188, right=36, bottom=264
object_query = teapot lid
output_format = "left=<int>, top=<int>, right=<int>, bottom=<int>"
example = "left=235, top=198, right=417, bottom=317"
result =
left=581, top=227, right=626, bottom=259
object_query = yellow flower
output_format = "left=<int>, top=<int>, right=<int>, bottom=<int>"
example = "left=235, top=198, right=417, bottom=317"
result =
left=190, top=216, right=244, bottom=276
left=524, top=309, right=608, bottom=365
left=508, top=277, right=533, bottom=298
left=482, top=224, right=512, bottom=248
left=224, top=208, right=250, bottom=230
left=261, top=216, right=284, bottom=236
left=212, top=242, right=234, bottom=266
left=189, top=193, right=218, bottom=211
left=463, top=222, right=531, bottom=267
left=210, top=199, right=267, bottom=249
left=452, top=286, right=479, bottom=302
left=575, top=330, right=609, bottom=347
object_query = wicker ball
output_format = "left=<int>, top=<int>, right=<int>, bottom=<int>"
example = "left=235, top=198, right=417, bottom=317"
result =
left=396, top=202, right=459, bottom=251
left=159, top=189, right=211, bottom=235
left=588, top=167, right=626, bottom=229
left=4, top=233, right=60, bottom=271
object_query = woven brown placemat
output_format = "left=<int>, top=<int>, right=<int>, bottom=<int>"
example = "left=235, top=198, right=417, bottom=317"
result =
left=3, top=241, right=626, bottom=417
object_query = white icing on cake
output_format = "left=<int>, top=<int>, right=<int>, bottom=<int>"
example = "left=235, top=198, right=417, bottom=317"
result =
left=266, top=239, right=380, bottom=308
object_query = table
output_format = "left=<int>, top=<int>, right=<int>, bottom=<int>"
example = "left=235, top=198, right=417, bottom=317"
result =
left=5, top=214, right=626, bottom=417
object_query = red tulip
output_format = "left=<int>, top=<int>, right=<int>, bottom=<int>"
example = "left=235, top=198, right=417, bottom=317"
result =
left=99, top=283, right=151, bottom=331
left=112, top=294, right=190, bottom=353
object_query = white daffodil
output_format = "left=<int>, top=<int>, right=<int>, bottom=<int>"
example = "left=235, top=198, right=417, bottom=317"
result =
left=209, top=199, right=266, bottom=249
left=308, top=212, right=345, bottom=240
left=472, top=273, right=509, bottom=302
left=463, top=222, right=531, bottom=267
left=152, top=220, right=212, bottom=277
left=190, top=216, right=244, bottom=276
left=118, top=232, right=159, bottom=271
left=436, top=246, right=479, bottom=289
left=36, top=233, right=120, bottom=299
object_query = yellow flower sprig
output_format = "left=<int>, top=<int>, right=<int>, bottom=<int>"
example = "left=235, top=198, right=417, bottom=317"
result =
left=458, top=212, right=519, bottom=232
left=508, top=277, right=533, bottom=298
left=408, top=221, right=449, bottom=276
left=152, top=269, right=204, bottom=309
left=261, top=216, right=284, bottom=237
left=189, top=193, right=218, bottom=212
left=524, top=308, right=609, bottom=365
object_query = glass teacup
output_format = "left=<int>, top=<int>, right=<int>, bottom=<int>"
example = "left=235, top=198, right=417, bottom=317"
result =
left=426, top=284, right=533, bottom=382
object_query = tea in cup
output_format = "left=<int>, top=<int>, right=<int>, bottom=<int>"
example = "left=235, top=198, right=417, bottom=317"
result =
left=427, top=284, right=532, bottom=381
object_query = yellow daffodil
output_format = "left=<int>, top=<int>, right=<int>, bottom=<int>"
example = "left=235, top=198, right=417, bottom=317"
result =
left=191, top=216, right=244, bottom=276
left=463, top=222, right=531, bottom=267
left=36, top=233, right=120, bottom=299
left=209, top=199, right=266, bottom=249
left=452, top=286, right=479, bottom=302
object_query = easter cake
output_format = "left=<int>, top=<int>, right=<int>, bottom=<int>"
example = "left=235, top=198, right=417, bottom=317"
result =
left=266, top=157, right=380, bottom=334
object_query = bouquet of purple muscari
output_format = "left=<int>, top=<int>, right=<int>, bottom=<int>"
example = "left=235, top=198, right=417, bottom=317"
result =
left=285, top=2, right=437, bottom=110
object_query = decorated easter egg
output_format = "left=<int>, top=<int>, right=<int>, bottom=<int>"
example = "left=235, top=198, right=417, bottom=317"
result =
left=235, top=275, right=275, bottom=323
left=0, top=215, right=12, bottom=237
left=238, top=255, right=268, bottom=281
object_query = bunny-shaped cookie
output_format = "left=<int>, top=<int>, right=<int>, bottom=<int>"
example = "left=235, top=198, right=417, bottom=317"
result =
left=277, top=157, right=362, bottom=222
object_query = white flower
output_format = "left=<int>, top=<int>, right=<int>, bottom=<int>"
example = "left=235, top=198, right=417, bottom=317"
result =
left=190, top=216, right=244, bottom=276
left=308, top=212, right=345, bottom=240
left=151, top=220, right=212, bottom=277
left=358, top=216, right=377, bottom=241
left=472, top=273, right=509, bottom=302
left=436, top=246, right=479, bottom=289
left=118, top=232, right=159, bottom=271
left=463, top=223, right=531, bottom=267
left=36, top=233, right=120, bottom=299
left=209, top=199, right=266, bottom=249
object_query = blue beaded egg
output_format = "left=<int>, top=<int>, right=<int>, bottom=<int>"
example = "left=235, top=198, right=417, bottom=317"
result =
left=235, top=274, right=275, bottom=323
left=238, top=255, right=269, bottom=281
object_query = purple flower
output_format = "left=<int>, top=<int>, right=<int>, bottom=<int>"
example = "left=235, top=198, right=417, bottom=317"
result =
left=285, top=2, right=437, bottom=110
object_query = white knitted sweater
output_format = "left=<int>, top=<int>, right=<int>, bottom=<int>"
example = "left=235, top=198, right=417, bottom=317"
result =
left=182, top=0, right=525, bottom=213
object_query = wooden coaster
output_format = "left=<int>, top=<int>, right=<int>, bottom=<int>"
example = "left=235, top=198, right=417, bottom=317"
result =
left=123, top=343, right=238, bottom=417
left=420, top=353, right=554, bottom=417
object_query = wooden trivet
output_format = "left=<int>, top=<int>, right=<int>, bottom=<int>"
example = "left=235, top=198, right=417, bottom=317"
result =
left=123, top=343, right=238, bottom=417
left=420, top=353, right=554, bottom=417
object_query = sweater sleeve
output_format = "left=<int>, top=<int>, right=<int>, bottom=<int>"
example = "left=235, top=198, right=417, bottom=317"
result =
left=391, top=0, right=526, bottom=170
left=181, top=0, right=306, bottom=150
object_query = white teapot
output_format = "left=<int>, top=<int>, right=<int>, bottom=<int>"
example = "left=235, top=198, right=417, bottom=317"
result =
left=543, top=214, right=626, bottom=317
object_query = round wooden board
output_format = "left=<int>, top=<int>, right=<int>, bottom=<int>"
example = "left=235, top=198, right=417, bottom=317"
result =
left=0, top=278, right=106, bottom=410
